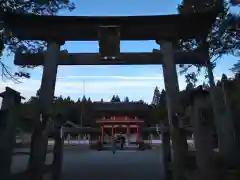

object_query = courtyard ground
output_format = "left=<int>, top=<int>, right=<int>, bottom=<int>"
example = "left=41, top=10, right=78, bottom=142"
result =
left=12, top=146, right=164, bottom=180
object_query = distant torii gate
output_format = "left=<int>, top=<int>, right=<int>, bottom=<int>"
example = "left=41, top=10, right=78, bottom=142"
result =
left=2, top=8, right=222, bottom=180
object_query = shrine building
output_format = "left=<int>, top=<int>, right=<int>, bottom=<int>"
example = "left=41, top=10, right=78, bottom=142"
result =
left=93, top=102, right=151, bottom=141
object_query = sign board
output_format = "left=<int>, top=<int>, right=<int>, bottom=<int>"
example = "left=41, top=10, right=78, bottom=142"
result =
left=98, top=26, right=120, bottom=57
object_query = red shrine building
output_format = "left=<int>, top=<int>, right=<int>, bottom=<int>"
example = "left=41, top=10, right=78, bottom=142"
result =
left=93, top=102, right=151, bottom=142
left=96, top=115, right=144, bottom=137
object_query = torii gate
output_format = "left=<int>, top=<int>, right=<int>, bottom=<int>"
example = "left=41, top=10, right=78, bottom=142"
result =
left=2, top=8, right=220, bottom=180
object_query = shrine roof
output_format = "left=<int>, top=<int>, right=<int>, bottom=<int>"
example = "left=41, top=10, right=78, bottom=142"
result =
left=1, top=9, right=220, bottom=41
left=92, top=102, right=150, bottom=112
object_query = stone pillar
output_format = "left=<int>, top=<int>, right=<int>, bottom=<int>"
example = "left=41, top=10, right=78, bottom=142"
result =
left=160, top=122, right=172, bottom=180
left=88, top=134, right=91, bottom=144
left=0, top=87, right=22, bottom=110
left=159, top=41, right=187, bottom=180
left=111, top=125, right=114, bottom=137
left=191, top=87, right=216, bottom=180
left=127, top=125, right=130, bottom=135
left=52, top=127, right=64, bottom=180
left=126, top=125, right=130, bottom=145
left=206, top=59, right=235, bottom=164
left=67, top=134, right=70, bottom=144
left=221, top=80, right=239, bottom=166
left=0, top=87, right=23, bottom=180
left=39, top=42, right=60, bottom=115
left=28, top=41, right=61, bottom=180
left=101, top=125, right=104, bottom=137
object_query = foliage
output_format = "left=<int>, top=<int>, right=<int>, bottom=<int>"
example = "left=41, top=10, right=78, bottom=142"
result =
left=231, top=60, right=240, bottom=73
left=177, top=0, right=239, bottom=83
left=151, top=87, right=167, bottom=123
left=110, top=95, right=121, bottom=102
left=151, top=87, right=161, bottom=105
left=151, top=73, right=240, bottom=127
left=123, top=96, right=130, bottom=103
left=0, top=0, right=75, bottom=80
left=18, top=95, right=149, bottom=131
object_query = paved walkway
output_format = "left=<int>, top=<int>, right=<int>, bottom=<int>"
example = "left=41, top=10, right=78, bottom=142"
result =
left=62, top=148, right=164, bottom=180
left=12, top=147, right=164, bottom=180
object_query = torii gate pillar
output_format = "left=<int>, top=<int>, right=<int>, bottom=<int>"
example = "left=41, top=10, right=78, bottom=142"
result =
left=160, top=41, right=187, bottom=180
left=28, top=41, right=61, bottom=180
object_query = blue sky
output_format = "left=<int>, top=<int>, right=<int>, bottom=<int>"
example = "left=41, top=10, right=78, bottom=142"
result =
left=0, top=0, right=239, bottom=103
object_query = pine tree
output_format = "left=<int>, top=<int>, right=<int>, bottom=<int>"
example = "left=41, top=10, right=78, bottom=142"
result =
left=87, top=97, right=92, bottom=103
left=82, top=95, right=87, bottom=102
left=115, top=95, right=121, bottom=102
left=152, top=87, right=161, bottom=105
left=124, top=96, right=130, bottom=103
left=221, top=73, right=228, bottom=81
left=111, top=95, right=116, bottom=102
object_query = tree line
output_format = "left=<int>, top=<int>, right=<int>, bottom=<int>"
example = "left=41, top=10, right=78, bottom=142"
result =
left=17, top=93, right=147, bottom=132
left=151, top=73, right=240, bottom=130
left=17, top=72, right=240, bottom=132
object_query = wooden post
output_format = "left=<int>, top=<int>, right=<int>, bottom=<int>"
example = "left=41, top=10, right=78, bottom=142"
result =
left=0, top=87, right=23, bottom=180
left=191, top=87, right=216, bottom=180
left=160, top=122, right=172, bottom=180
left=160, top=41, right=188, bottom=180
left=52, top=127, right=64, bottom=180
left=28, top=41, right=61, bottom=180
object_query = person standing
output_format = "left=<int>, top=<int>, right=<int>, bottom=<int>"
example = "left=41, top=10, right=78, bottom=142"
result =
left=112, top=136, right=117, bottom=154
left=120, top=135, right=125, bottom=150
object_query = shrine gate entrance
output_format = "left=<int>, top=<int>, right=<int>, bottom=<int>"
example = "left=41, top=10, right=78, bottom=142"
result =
left=1, top=6, right=222, bottom=180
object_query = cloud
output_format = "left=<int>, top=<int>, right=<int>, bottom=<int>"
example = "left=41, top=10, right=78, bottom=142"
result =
left=0, top=73, right=192, bottom=104
left=0, top=75, right=164, bottom=101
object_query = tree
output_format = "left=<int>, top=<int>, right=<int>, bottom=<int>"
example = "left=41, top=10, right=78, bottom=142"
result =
left=111, top=95, right=121, bottom=102
left=36, top=88, right=41, bottom=98
left=221, top=73, right=228, bottom=81
left=177, top=0, right=239, bottom=83
left=231, top=60, right=240, bottom=73
left=124, top=96, right=130, bottom=103
left=185, top=82, right=194, bottom=91
left=0, top=0, right=75, bottom=80
left=185, top=72, right=198, bottom=87
left=115, top=95, right=121, bottom=102
left=66, top=96, right=71, bottom=102
left=151, top=89, right=168, bottom=124
left=111, top=95, right=116, bottom=102
left=152, top=87, right=161, bottom=105
left=82, top=95, right=87, bottom=102
left=76, top=98, right=81, bottom=103
left=87, top=97, right=92, bottom=103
